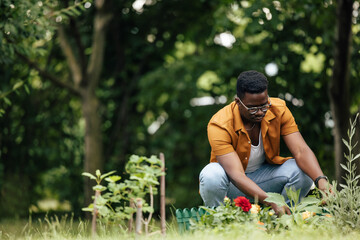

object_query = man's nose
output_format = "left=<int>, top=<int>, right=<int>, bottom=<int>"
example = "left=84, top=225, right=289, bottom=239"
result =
left=254, top=109, right=264, bottom=116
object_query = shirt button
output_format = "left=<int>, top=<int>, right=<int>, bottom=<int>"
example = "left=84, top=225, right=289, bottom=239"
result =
left=245, top=157, right=248, bottom=160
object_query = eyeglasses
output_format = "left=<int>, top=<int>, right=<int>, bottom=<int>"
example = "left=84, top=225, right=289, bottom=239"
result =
left=238, top=96, right=272, bottom=115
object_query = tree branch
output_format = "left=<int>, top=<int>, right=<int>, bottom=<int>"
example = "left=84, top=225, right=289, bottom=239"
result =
left=17, top=52, right=81, bottom=96
left=57, top=25, right=83, bottom=88
left=69, top=17, right=87, bottom=73
left=86, top=0, right=113, bottom=91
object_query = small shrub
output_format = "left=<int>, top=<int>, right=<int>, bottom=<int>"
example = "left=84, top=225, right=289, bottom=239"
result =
left=82, top=154, right=164, bottom=233
left=324, top=113, right=360, bottom=232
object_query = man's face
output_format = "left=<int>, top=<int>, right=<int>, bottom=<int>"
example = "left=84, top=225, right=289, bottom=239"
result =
left=235, top=90, right=269, bottom=123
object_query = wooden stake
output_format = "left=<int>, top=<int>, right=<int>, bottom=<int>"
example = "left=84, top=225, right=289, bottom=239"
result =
left=160, top=153, right=166, bottom=236
left=128, top=199, right=135, bottom=233
left=91, top=190, right=101, bottom=238
left=143, top=185, right=154, bottom=235
left=135, top=198, right=143, bottom=235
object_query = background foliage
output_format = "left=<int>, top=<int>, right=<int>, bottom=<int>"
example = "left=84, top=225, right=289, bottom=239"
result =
left=0, top=0, right=359, bottom=219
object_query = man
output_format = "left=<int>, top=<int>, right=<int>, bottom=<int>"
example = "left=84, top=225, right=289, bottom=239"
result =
left=199, top=70, right=329, bottom=215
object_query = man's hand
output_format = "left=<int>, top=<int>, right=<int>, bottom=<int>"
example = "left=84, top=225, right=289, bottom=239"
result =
left=268, top=202, right=291, bottom=216
left=317, top=178, right=332, bottom=193
left=317, top=179, right=334, bottom=205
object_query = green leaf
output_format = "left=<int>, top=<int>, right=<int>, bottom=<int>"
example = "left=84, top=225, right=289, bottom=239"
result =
left=142, top=206, right=154, bottom=213
left=105, top=175, right=121, bottom=182
left=82, top=207, right=94, bottom=212
left=342, top=139, right=350, bottom=150
left=93, top=185, right=107, bottom=192
left=353, top=153, right=360, bottom=161
left=82, top=203, right=94, bottom=212
left=340, top=163, right=349, bottom=171
left=264, top=192, right=287, bottom=207
left=296, top=197, right=320, bottom=212
left=124, top=206, right=137, bottom=214
left=24, top=85, right=30, bottom=94
left=278, top=214, right=293, bottom=226
left=4, top=97, right=11, bottom=106
left=285, top=187, right=300, bottom=204
left=12, top=81, right=24, bottom=90
left=95, top=195, right=108, bottom=205
left=302, top=196, right=319, bottom=205
left=100, top=170, right=116, bottom=180
left=82, top=172, right=96, bottom=180
left=148, top=155, right=161, bottom=164
left=293, top=212, right=304, bottom=224
left=339, top=183, right=347, bottom=189
left=303, top=206, right=323, bottom=214
left=96, top=169, right=101, bottom=177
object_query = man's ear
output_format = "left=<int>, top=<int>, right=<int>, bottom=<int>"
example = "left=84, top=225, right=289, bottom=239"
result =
left=234, top=97, right=240, bottom=104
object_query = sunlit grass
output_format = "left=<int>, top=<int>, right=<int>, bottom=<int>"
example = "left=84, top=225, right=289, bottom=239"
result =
left=1, top=214, right=360, bottom=240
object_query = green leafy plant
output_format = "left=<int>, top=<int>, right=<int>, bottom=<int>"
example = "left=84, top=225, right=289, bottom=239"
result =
left=264, top=188, right=328, bottom=228
left=265, top=188, right=323, bottom=214
left=193, top=196, right=256, bottom=231
left=82, top=155, right=164, bottom=234
left=324, top=113, right=360, bottom=232
left=193, top=187, right=331, bottom=234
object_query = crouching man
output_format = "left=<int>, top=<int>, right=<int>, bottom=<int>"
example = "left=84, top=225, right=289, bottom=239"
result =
left=199, top=70, right=329, bottom=215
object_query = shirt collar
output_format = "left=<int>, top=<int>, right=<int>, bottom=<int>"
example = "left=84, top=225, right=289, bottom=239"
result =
left=233, top=102, right=243, bottom=132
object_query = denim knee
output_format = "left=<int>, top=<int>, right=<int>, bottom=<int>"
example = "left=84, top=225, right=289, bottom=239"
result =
left=199, top=163, right=229, bottom=190
left=298, top=171, right=314, bottom=194
left=199, top=163, right=230, bottom=206
left=283, top=159, right=312, bottom=183
left=282, top=159, right=313, bottom=198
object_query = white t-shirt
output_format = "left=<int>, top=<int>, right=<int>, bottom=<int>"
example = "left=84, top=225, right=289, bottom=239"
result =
left=245, top=130, right=266, bottom=173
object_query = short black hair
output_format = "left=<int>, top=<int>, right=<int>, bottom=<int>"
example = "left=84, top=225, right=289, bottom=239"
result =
left=236, top=70, right=268, bottom=99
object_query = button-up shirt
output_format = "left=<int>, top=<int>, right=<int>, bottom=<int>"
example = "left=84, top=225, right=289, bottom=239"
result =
left=207, top=98, right=299, bottom=170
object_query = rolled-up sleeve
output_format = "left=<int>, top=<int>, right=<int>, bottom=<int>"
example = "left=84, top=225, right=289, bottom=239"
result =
left=208, top=121, right=235, bottom=156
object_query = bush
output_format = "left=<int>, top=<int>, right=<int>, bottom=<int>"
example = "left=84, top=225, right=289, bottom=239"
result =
left=324, top=113, right=360, bottom=232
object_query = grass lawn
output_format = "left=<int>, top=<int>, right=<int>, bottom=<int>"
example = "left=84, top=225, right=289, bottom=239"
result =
left=1, top=215, right=360, bottom=240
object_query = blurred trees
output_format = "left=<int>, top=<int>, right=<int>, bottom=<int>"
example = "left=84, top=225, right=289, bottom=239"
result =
left=1, top=0, right=360, bottom=218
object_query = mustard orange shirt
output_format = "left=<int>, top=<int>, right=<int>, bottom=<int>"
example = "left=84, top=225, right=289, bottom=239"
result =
left=207, top=97, right=299, bottom=170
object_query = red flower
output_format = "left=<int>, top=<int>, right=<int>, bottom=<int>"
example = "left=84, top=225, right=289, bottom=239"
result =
left=234, top=196, right=251, bottom=212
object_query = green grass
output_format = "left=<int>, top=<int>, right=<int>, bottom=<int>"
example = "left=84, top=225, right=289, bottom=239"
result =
left=1, top=215, right=360, bottom=240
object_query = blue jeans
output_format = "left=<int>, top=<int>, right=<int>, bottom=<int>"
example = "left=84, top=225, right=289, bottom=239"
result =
left=199, top=159, right=313, bottom=206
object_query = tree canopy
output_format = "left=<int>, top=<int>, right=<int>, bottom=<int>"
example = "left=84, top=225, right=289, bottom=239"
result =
left=0, top=0, right=359, bottom=218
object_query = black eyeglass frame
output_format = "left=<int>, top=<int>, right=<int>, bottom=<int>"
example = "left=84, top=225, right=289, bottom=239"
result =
left=237, top=96, right=272, bottom=115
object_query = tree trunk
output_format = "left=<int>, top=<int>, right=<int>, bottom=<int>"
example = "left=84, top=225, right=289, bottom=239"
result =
left=57, top=0, right=112, bottom=208
left=82, top=90, right=104, bottom=206
left=14, top=0, right=112, bottom=217
left=328, top=0, right=353, bottom=185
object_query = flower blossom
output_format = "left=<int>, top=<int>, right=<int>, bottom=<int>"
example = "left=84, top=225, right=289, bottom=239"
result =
left=250, top=204, right=261, bottom=214
left=302, top=211, right=315, bottom=220
left=224, top=196, right=231, bottom=205
left=256, top=221, right=264, bottom=225
left=234, top=196, right=252, bottom=212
